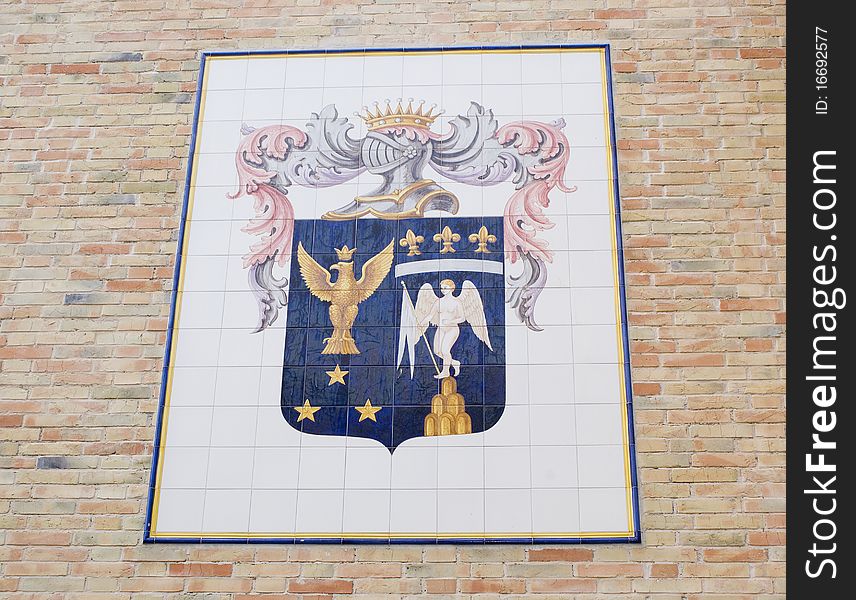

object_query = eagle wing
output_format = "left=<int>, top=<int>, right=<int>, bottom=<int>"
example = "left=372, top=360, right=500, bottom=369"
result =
left=296, top=242, right=335, bottom=302
left=354, top=239, right=395, bottom=303
left=459, top=280, right=493, bottom=351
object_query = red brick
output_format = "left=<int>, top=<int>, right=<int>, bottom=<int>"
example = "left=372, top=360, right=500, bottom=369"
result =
left=49, top=63, right=101, bottom=75
left=287, top=580, right=353, bottom=594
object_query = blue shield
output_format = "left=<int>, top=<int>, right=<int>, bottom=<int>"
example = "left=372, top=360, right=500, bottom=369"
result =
left=281, top=216, right=506, bottom=452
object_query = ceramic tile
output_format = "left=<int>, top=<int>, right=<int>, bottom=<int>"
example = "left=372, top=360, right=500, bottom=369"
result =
left=564, top=145, right=609, bottom=182
left=577, top=445, right=627, bottom=488
left=246, top=57, right=287, bottom=89
left=530, top=405, right=576, bottom=446
left=572, top=324, right=620, bottom=364
left=258, top=366, right=286, bottom=406
left=188, top=186, right=237, bottom=221
left=202, top=489, right=251, bottom=532
left=484, top=488, right=531, bottom=533
left=531, top=445, right=578, bottom=488
left=198, top=120, right=244, bottom=155
left=438, top=445, right=484, bottom=489
left=254, top=405, right=302, bottom=447
left=217, top=327, right=264, bottom=367
left=390, top=489, right=436, bottom=535
left=503, top=323, right=529, bottom=366
left=438, top=489, right=484, bottom=535
left=484, top=446, right=530, bottom=488
left=391, top=445, right=438, bottom=489
left=442, top=85, right=483, bottom=114
left=169, top=367, right=218, bottom=407
left=543, top=251, right=573, bottom=288
left=243, top=87, right=285, bottom=121
left=531, top=289, right=573, bottom=325
left=344, top=447, right=392, bottom=489
left=209, top=406, right=257, bottom=447
left=282, top=87, right=326, bottom=120
left=505, top=364, right=529, bottom=405
left=403, top=54, right=442, bottom=86
left=295, top=488, right=344, bottom=534
left=298, top=446, right=346, bottom=489
left=483, top=405, right=530, bottom=447
left=569, top=250, right=616, bottom=288
left=164, top=406, right=213, bottom=447
left=363, top=55, right=404, bottom=87
left=571, top=287, right=618, bottom=325
left=195, top=152, right=238, bottom=189
left=152, top=47, right=636, bottom=543
left=532, top=488, right=580, bottom=533
left=568, top=214, right=615, bottom=251
left=562, top=113, right=607, bottom=148
left=521, top=84, right=564, bottom=117
left=561, top=82, right=607, bottom=115
left=443, top=52, right=481, bottom=85
left=576, top=404, right=624, bottom=446
left=527, top=326, right=573, bottom=365
left=323, top=55, right=365, bottom=88
left=206, top=58, right=248, bottom=91
left=483, top=52, right=522, bottom=85
left=252, top=447, right=300, bottom=489
left=574, top=362, right=622, bottom=404
left=154, top=489, right=205, bottom=533
left=221, top=291, right=264, bottom=333
left=522, top=52, right=561, bottom=84
left=560, top=51, right=603, bottom=84
left=343, top=489, right=391, bottom=533
left=578, top=487, right=630, bottom=533
left=284, top=56, right=326, bottom=89
left=176, top=291, right=225, bottom=329
left=480, top=84, right=523, bottom=119
left=565, top=181, right=613, bottom=216
left=160, top=446, right=209, bottom=489
left=528, top=364, right=575, bottom=405
left=202, top=90, right=246, bottom=121
left=206, top=447, right=254, bottom=488
left=249, top=489, right=297, bottom=533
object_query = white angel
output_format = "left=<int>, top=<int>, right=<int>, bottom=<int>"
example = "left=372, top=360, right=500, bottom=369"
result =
left=409, top=278, right=493, bottom=379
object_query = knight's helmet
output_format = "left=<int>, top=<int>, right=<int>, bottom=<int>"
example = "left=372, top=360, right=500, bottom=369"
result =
left=322, top=99, right=459, bottom=220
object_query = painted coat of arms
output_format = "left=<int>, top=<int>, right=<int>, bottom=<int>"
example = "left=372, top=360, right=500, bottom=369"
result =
left=148, top=46, right=639, bottom=543
left=231, top=99, right=572, bottom=450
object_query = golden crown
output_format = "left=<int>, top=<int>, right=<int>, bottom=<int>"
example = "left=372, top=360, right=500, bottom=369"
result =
left=358, top=98, right=443, bottom=131
left=334, top=245, right=357, bottom=261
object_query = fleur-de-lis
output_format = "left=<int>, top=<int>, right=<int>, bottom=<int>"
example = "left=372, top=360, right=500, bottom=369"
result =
left=468, top=225, right=497, bottom=253
left=433, top=226, right=461, bottom=253
left=399, top=229, right=424, bottom=256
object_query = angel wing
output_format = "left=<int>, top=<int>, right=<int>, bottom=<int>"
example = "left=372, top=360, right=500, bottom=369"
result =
left=295, top=242, right=335, bottom=302
left=414, top=283, right=440, bottom=335
left=459, top=280, right=493, bottom=351
left=353, top=240, right=395, bottom=304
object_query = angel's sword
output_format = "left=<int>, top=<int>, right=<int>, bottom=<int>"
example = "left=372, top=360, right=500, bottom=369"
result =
left=400, top=281, right=442, bottom=376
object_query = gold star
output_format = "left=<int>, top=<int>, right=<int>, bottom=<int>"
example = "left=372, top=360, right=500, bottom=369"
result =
left=354, top=399, right=382, bottom=423
left=294, top=399, right=321, bottom=422
left=325, top=364, right=349, bottom=386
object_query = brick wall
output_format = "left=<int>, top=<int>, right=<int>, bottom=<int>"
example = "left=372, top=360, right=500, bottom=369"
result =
left=0, top=1, right=785, bottom=597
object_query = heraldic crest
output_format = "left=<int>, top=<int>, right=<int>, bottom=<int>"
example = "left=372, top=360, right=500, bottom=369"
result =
left=229, top=97, right=576, bottom=451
